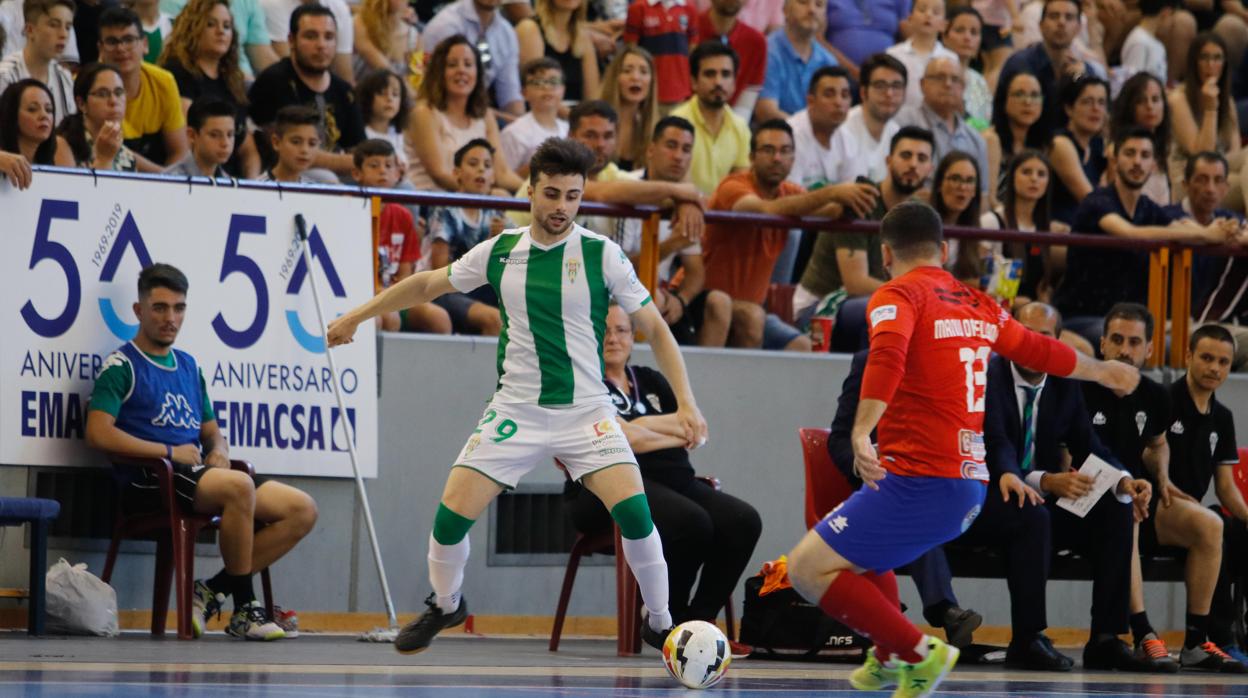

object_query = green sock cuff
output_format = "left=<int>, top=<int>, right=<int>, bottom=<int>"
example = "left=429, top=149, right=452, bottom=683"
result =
left=610, top=493, right=654, bottom=539
left=432, top=503, right=475, bottom=545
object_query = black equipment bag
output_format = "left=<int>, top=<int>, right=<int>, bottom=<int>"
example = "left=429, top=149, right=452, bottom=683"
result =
left=738, top=573, right=870, bottom=660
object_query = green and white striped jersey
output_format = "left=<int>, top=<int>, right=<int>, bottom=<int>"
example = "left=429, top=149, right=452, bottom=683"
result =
left=448, top=224, right=653, bottom=407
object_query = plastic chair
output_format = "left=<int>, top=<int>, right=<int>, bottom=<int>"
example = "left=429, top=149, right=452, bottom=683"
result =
left=766, top=284, right=796, bottom=327
left=0, top=497, right=60, bottom=635
left=101, top=458, right=273, bottom=639
left=799, top=427, right=855, bottom=529
left=549, top=476, right=736, bottom=656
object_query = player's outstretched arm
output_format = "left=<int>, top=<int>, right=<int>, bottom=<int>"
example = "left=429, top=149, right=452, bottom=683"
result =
left=327, top=270, right=456, bottom=347
left=998, top=320, right=1139, bottom=394
left=1066, top=351, right=1141, bottom=395
left=630, top=302, right=708, bottom=449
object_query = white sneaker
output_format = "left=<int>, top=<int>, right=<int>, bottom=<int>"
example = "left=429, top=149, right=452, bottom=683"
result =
left=225, top=601, right=286, bottom=641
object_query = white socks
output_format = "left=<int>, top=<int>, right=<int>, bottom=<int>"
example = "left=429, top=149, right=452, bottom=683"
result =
left=621, top=528, right=672, bottom=632
left=428, top=533, right=470, bottom=613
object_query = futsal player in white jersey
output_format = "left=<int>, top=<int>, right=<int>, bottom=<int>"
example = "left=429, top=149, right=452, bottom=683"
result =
left=327, top=138, right=709, bottom=654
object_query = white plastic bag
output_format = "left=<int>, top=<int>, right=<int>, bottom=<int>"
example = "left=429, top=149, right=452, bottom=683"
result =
left=45, top=558, right=119, bottom=636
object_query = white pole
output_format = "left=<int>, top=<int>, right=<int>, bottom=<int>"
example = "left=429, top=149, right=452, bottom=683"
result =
left=295, top=214, right=399, bottom=630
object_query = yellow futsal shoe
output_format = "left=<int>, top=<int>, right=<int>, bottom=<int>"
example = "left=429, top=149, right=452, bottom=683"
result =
left=849, top=648, right=902, bottom=691
left=893, top=636, right=960, bottom=698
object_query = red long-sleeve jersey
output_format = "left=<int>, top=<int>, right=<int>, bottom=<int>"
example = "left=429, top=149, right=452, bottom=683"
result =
left=859, top=266, right=1077, bottom=480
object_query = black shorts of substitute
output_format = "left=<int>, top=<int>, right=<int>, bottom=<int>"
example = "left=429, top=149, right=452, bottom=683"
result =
left=121, top=464, right=267, bottom=515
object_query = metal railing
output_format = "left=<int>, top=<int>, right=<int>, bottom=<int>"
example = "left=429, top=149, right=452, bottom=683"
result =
left=31, top=165, right=1246, bottom=368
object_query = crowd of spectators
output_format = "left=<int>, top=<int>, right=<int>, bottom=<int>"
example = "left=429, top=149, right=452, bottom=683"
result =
left=4, top=0, right=1248, bottom=356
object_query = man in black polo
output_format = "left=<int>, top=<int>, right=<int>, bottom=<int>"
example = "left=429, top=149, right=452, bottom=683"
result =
left=1082, top=303, right=1227, bottom=673
left=1166, top=325, right=1248, bottom=670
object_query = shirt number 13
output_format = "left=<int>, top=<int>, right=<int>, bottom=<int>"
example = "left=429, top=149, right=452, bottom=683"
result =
left=959, top=346, right=991, bottom=413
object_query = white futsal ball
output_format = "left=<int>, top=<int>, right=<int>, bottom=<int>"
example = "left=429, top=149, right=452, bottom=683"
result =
left=661, top=620, right=731, bottom=689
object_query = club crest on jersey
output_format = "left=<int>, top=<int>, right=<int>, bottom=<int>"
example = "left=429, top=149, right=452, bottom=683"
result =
left=150, top=392, right=201, bottom=430
left=646, top=393, right=663, bottom=412
left=566, top=258, right=580, bottom=284
left=1135, top=411, right=1147, bottom=436
left=1171, top=420, right=1185, bottom=435
left=1210, top=431, right=1219, bottom=455
left=1092, top=411, right=1107, bottom=425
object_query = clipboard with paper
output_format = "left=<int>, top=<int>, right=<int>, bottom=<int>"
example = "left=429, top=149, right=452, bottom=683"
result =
left=1055, top=454, right=1121, bottom=518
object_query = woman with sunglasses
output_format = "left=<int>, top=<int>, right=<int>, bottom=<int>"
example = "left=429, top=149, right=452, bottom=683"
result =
left=406, top=35, right=523, bottom=192
left=56, top=63, right=136, bottom=171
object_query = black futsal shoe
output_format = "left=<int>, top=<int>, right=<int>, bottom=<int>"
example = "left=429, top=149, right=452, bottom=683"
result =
left=1005, top=634, right=1075, bottom=671
left=641, top=620, right=673, bottom=651
left=395, top=593, right=468, bottom=655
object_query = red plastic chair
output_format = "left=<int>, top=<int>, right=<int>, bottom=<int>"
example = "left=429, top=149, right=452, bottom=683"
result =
left=766, top=284, right=797, bottom=327
left=799, top=427, right=855, bottom=529
left=101, top=457, right=273, bottom=639
left=549, top=476, right=736, bottom=656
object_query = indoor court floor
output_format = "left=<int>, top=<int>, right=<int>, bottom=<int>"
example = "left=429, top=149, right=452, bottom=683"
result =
left=1, top=633, right=1246, bottom=697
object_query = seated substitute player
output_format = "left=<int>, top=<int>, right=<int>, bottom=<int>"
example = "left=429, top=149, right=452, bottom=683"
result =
left=1166, top=326, right=1248, bottom=671
left=1082, top=303, right=1234, bottom=672
left=326, top=138, right=709, bottom=654
left=784, top=201, right=1140, bottom=698
left=86, top=264, right=318, bottom=641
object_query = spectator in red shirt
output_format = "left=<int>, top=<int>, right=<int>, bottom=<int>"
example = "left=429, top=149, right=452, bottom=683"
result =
left=352, top=139, right=451, bottom=334
left=695, top=0, right=765, bottom=120
left=702, top=118, right=875, bottom=351
left=624, top=0, right=697, bottom=107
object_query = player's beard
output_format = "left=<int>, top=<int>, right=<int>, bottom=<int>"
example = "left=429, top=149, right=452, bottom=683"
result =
left=537, top=210, right=574, bottom=237
left=890, top=170, right=923, bottom=195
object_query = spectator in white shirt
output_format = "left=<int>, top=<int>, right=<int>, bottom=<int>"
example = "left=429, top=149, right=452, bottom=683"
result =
left=1119, top=0, right=1172, bottom=85
left=0, top=0, right=75, bottom=126
left=786, top=64, right=851, bottom=190
left=500, top=57, right=568, bottom=180
left=885, top=0, right=957, bottom=111
left=826, top=52, right=905, bottom=184
left=262, top=0, right=354, bottom=84
left=356, top=68, right=410, bottom=172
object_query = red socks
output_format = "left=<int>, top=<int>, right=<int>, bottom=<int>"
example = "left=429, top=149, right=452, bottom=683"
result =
left=820, top=571, right=923, bottom=663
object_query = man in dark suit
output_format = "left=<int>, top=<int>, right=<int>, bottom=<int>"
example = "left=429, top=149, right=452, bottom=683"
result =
left=979, top=302, right=1153, bottom=672
left=828, top=350, right=983, bottom=649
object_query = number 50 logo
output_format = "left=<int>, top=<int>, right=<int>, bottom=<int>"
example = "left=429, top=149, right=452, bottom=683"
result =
left=22, top=200, right=346, bottom=353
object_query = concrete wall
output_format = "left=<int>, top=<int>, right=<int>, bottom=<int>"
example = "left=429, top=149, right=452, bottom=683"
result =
left=2, top=334, right=1241, bottom=631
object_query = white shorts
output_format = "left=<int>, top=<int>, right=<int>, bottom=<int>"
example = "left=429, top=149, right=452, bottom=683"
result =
left=452, top=400, right=638, bottom=489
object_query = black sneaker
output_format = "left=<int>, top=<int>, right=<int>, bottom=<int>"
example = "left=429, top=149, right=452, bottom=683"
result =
left=941, top=606, right=983, bottom=649
left=641, top=620, right=673, bottom=651
left=395, top=593, right=468, bottom=655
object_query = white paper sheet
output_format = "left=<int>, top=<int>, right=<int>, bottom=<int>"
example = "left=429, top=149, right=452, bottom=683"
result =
left=1055, top=454, right=1122, bottom=518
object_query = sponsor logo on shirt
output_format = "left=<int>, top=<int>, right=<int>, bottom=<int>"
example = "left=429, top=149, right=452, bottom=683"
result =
left=934, top=286, right=981, bottom=308
left=960, top=460, right=989, bottom=481
left=1170, top=420, right=1185, bottom=435
left=150, top=392, right=201, bottom=430
left=933, top=318, right=1000, bottom=342
left=958, top=429, right=986, bottom=460
left=497, top=256, right=528, bottom=265
left=870, top=304, right=897, bottom=327
left=1092, top=411, right=1107, bottom=425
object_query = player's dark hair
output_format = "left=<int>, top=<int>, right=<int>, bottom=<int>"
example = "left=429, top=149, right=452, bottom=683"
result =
left=1189, top=324, right=1235, bottom=352
left=273, top=104, right=322, bottom=137
left=1041, top=0, right=1081, bottom=19
left=521, top=56, right=562, bottom=81
left=689, top=40, right=737, bottom=77
left=98, top=5, right=141, bottom=37
left=890, top=125, right=934, bottom=154
left=808, top=65, right=851, bottom=95
left=569, top=99, right=618, bottom=132
left=453, top=137, right=494, bottom=167
left=186, top=99, right=236, bottom=131
left=880, top=200, right=943, bottom=261
left=651, top=115, right=694, bottom=142
left=138, top=263, right=189, bottom=298
left=1103, top=302, right=1154, bottom=339
left=1112, top=124, right=1157, bottom=155
left=529, top=137, right=595, bottom=187
left=352, top=138, right=395, bottom=168
left=750, top=118, right=793, bottom=153
left=1185, top=150, right=1228, bottom=182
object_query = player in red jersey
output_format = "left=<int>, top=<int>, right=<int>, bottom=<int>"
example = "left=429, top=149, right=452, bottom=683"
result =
left=786, top=201, right=1141, bottom=698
